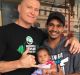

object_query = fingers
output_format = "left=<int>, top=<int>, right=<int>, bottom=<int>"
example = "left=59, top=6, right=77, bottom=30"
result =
left=57, top=65, right=64, bottom=75
left=42, top=69, right=49, bottom=75
left=23, top=48, right=29, bottom=55
left=19, top=48, right=36, bottom=68
left=32, top=65, right=40, bottom=68
left=19, top=54, right=36, bottom=68
left=65, top=37, right=80, bottom=54
left=64, top=39, right=70, bottom=47
left=73, top=48, right=79, bottom=54
left=69, top=42, right=75, bottom=53
left=70, top=46, right=79, bottom=54
left=69, top=42, right=80, bottom=54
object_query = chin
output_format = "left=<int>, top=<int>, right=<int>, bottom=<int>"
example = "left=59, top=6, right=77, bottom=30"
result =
left=25, top=19, right=35, bottom=24
left=50, top=36, right=59, bottom=39
left=28, top=19, right=36, bottom=23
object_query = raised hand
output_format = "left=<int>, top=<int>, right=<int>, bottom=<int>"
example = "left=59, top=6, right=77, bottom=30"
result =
left=18, top=48, right=36, bottom=68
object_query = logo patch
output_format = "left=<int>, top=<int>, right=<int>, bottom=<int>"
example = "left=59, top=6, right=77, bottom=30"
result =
left=26, top=36, right=33, bottom=45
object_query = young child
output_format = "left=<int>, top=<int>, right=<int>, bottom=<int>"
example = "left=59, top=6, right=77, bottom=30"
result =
left=31, top=47, right=57, bottom=75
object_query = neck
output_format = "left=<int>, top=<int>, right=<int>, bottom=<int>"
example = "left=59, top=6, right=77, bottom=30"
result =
left=15, top=19, right=32, bottom=29
left=48, top=36, right=61, bottom=49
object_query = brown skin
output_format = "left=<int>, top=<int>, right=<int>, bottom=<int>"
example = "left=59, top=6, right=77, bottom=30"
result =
left=46, top=19, right=80, bottom=75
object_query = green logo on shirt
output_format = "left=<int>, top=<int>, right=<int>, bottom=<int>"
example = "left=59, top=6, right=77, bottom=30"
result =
left=17, top=45, right=25, bottom=54
left=17, top=36, right=34, bottom=54
left=26, top=36, right=33, bottom=45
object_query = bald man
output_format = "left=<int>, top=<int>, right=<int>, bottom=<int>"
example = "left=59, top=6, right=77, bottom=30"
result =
left=0, top=0, right=80, bottom=75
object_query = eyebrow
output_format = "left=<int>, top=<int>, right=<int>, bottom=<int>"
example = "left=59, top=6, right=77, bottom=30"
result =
left=48, top=23, right=63, bottom=26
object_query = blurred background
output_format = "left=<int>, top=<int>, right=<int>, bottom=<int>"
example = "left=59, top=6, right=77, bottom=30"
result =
left=0, top=0, right=80, bottom=41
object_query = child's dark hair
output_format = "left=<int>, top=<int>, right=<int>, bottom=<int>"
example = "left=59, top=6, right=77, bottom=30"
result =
left=36, top=47, right=50, bottom=56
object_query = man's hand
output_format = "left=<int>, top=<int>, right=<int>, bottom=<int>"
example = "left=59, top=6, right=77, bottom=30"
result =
left=0, top=48, right=38, bottom=73
left=65, top=37, right=80, bottom=54
left=18, top=48, right=36, bottom=68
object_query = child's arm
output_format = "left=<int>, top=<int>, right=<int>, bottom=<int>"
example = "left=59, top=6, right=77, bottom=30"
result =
left=50, top=64, right=57, bottom=75
left=57, top=65, right=64, bottom=75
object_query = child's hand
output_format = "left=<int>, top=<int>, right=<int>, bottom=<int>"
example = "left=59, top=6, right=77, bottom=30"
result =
left=42, top=69, right=51, bottom=75
left=57, top=65, right=64, bottom=75
left=50, top=64, right=57, bottom=75
left=42, top=64, right=57, bottom=75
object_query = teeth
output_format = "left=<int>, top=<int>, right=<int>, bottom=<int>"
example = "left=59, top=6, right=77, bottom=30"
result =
left=51, top=32, right=57, bottom=35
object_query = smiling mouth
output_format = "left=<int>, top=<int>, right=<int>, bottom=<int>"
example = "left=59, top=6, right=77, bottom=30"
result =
left=50, top=32, right=59, bottom=35
left=28, top=15, right=35, bottom=18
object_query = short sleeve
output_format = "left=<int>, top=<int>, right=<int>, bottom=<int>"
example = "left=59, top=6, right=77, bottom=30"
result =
left=73, top=53, right=80, bottom=73
left=0, top=27, right=6, bottom=59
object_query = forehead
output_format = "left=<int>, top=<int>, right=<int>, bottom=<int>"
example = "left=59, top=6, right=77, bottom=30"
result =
left=21, top=0, right=40, bottom=8
left=49, top=19, right=61, bottom=24
left=38, top=49, right=48, bottom=55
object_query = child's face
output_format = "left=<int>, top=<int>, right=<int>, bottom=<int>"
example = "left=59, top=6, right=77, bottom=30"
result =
left=38, top=49, right=50, bottom=64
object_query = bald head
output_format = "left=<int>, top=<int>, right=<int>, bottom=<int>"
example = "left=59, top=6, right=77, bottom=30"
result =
left=17, top=0, right=40, bottom=28
left=20, top=0, right=40, bottom=5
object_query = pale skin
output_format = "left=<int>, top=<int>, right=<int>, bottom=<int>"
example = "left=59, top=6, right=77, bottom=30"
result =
left=37, top=49, right=70, bottom=75
left=37, top=49, right=57, bottom=75
left=0, top=0, right=40, bottom=73
left=0, top=48, right=36, bottom=73
left=0, top=0, right=80, bottom=73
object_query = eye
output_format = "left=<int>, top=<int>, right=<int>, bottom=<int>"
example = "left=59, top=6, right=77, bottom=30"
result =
left=35, top=8, right=39, bottom=12
left=57, top=24, right=63, bottom=27
left=57, top=24, right=61, bottom=27
left=48, top=23, right=54, bottom=27
left=27, top=6, right=30, bottom=8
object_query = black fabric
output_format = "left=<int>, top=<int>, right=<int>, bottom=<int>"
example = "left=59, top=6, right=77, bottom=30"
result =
left=43, top=36, right=80, bottom=75
left=0, top=23, right=47, bottom=75
left=46, top=11, right=65, bottom=26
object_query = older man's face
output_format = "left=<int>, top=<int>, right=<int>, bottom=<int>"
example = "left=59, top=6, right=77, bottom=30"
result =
left=18, top=0, right=40, bottom=25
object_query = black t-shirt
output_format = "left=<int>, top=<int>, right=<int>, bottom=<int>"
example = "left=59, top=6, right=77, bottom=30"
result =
left=0, top=23, right=47, bottom=75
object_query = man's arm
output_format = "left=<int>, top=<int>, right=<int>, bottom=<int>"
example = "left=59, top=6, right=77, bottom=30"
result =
left=65, top=37, right=80, bottom=54
left=0, top=60, right=20, bottom=73
left=68, top=73, right=80, bottom=75
left=0, top=48, right=36, bottom=73
left=70, top=53, right=80, bottom=75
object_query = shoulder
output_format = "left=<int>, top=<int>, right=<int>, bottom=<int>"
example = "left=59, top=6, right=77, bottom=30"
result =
left=32, top=27, right=48, bottom=38
left=0, top=23, right=15, bottom=30
left=0, top=23, right=17, bottom=37
left=32, top=27, right=44, bottom=33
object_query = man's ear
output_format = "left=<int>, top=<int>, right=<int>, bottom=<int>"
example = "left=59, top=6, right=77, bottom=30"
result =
left=60, top=27, right=64, bottom=33
left=45, top=24, right=48, bottom=29
left=18, top=4, right=21, bottom=13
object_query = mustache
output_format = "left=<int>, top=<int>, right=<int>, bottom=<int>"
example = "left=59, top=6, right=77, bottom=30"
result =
left=49, top=30, right=60, bottom=34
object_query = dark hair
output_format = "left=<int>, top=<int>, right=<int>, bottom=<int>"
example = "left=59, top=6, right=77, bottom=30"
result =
left=46, top=11, right=65, bottom=26
left=37, top=47, right=50, bottom=56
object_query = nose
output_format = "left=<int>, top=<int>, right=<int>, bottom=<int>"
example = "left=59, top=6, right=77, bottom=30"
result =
left=52, top=26, right=58, bottom=31
left=31, top=9, right=35, bottom=16
left=41, top=56, right=45, bottom=60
